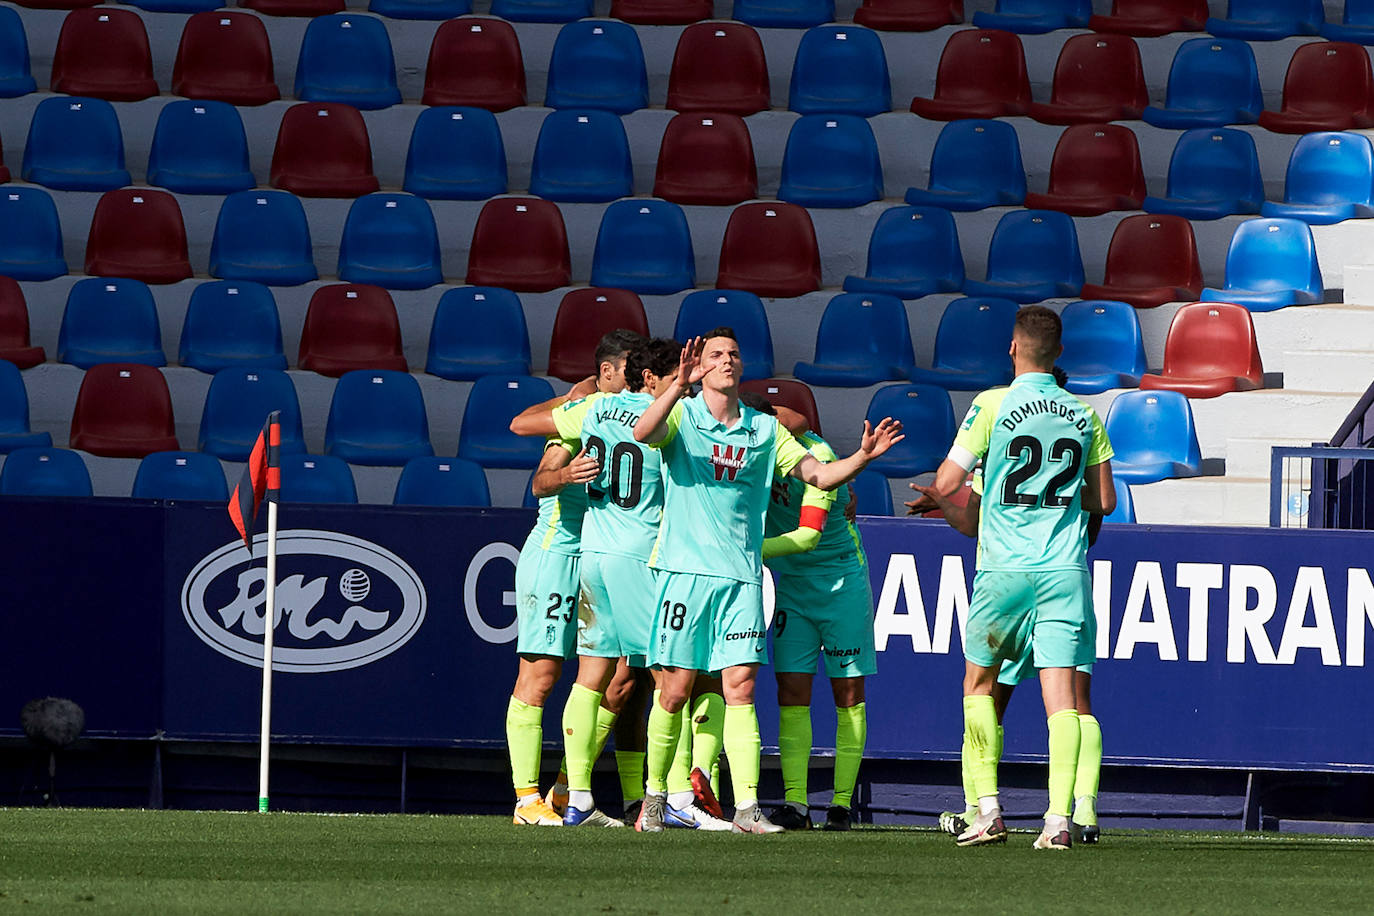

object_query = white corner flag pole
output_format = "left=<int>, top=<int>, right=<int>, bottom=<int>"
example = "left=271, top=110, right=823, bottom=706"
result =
left=257, top=498, right=279, bottom=813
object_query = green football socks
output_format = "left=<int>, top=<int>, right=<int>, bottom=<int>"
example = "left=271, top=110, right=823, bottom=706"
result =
left=506, top=695, right=544, bottom=794
left=962, top=695, right=1000, bottom=801
left=690, top=692, right=725, bottom=781
left=778, top=705, right=812, bottom=806
left=1074, top=714, right=1102, bottom=826
left=958, top=720, right=1004, bottom=820
left=1046, top=709, right=1081, bottom=818
left=645, top=692, right=682, bottom=796
left=561, top=684, right=602, bottom=794
left=833, top=702, right=866, bottom=810
left=615, top=750, right=645, bottom=804
left=595, top=705, right=617, bottom=757
left=723, top=703, right=762, bottom=807
left=667, top=703, right=695, bottom=796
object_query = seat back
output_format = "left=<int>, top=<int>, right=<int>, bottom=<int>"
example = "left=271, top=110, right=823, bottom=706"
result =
left=298, top=283, right=408, bottom=376
left=544, top=19, right=648, bottom=114
left=717, top=202, right=821, bottom=297
left=294, top=14, right=401, bottom=109
left=919, top=29, right=1031, bottom=112
left=1282, top=131, right=1374, bottom=206
left=425, top=286, right=531, bottom=380
left=0, top=276, right=45, bottom=368
left=489, top=0, right=592, bottom=21
left=0, top=447, right=92, bottom=497
left=1337, top=0, right=1374, bottom=25
left=673, top=289, right=774, bottom=380
left=983, top=209, right=1084, bottom=286
left=394, top=456, right=491, bottom=507
left=369, top=0, right=470, bottom=19
left=198, top=367, right=306, bottom=459
left=85, top=189, right=192, bottom=284
left=0, top=6, right=37, bottom=97
left=1103, top=388, right=1201, bottom=469
left=57, top=277, right=165, bottom=369
left=529, top=109, right=633, bottom=202
left=403, top=106, right=507, bottom=200
left=0, top=187, right=67, bottom=280
left=457, top=374, right=557, bottom=468
left=590, top=198, right=695, bottom=295
left=22, top=95, right=130, bottom=191
left=863, top=383, right=956, bottom=476
left=1099, top=213, right=1204, bottom=295
left=1045, top=33, right=1147, bottom=111
left=1161, top=38, right=1262, bottom=117
left=132, top=451, right=229, bottom=500
left=1163, top=127, right=1263, bottom=204
left=778, top=114, right=884, bottom=207
left=1104, top=475, right=1135, bottom=523
left=278, top=453, right=357, bottom=504
left=1219, top=0, right=1324, bottom=28
left=1058, top=299, right=1148, bottom=382
left=325, top=369, right=434, bottom=466
left=271, top=102, right=378, bottom=197
left=0, top=359, right=41, bottom=437
left=806, top=291, right=915, bottom=374
left=51, top=8, right=157, bottom=101
left=422, top=18, right=525, bottom=110
left=210, top=190, right=318, bottom=285
left=850, top=468, right=893, bottom=516
left=788, top=24, right=892, bottom=116
left=982, top=0, right=1091, bottom=24
left=148, top=100, right=254, bottom=194
left=611, top=0, right=712, bottom=23
left=666, top=22, right=770, bottom=114
left=179, top=280, right=287, bottom=374
left=733, top=0, right=834, bottom=27
left=172, top=11, right=280, bottom=105
left=1221, top=217, right=1322, bottom=295
left=69, top=363, right=178, bottom=458
left=856, top=0, right=963, bottom=28
left=653, top=113, right=758, bottom=205
left=337, top=192, right=443, bottom=290
left=931, top=297, right=1018, bottom=373
left=926, top=119, right=1026, bottom=200
left=852, top=204, right=964, bottom=293
left=1275, top=40, right=1374, bottom=119
left=1043, top=124, right=1146, bottom=202
left=466, top=197, right=571, bottom=292
left=739, top=378, right=822, bottom=434
left=546, top=288, right=649, bottom=381
left=1158, top=301, right=1263, bottom=383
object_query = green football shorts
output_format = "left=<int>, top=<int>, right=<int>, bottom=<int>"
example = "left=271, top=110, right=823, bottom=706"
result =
left=651, top=570, right=766, bottom=673
left=965, top=568, right=1095, bottom=672
left=578, top=551, right=653, bottom=667
left=514, top=542, right=580, bottom=660
left=771, top=569, right=877, bottom=678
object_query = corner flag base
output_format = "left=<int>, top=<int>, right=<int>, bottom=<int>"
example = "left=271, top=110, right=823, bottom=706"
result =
left=258, top=797, right=269, bottom=813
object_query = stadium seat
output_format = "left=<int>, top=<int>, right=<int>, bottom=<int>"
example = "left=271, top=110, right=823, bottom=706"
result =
left=963, top=209, right=1084, bottom=303
left=1261, top=132, right=1374, bottom=224
left=0, top=137, right=8, bottom=183
left=0, top=360, right=51, bottom=452
left=909, top=30, right=1031, bottom=120
left=171, top=11, right=281, bottom=106
left=778, top=115, right=884, bottom=208
left=295, top=15, right=401, bottom=110
left=1080, top=214, right=1204, bottom=309
left=0, top=278, right=44, bottom=369
left=21, top=96, right=130, bottom=191
left=863, top=384, right=956, bottom=477
left=1023, top=124, right=1146, bottom=216
left=465, top=197, right=571, bottom=292
left=241, top=0, right=344, bottom=16
left=57, top=277, right=165, bottom=369
left=1056, top=299, right=1148, bottom=394
left=1206, top=0, right=1323, bottom=38
left=84, top=189, right=193, bottom=285
left=528, top=110, right=634, bottom=203
left=1141, top=39, right=1263, bottom=129
left=403, top=106, right=508, bottom=200
left=198, top=367, right=306, bottom=460
left=278, top=454, right=356, bottom=504
left=906, top=297, right=1018, bottom=390
left=788, top=25, right=892, bottom=116
left=421, top=18, right=525, bottom=110
left=850, top=468, right=893, bottom=516
left=0, top=447, right=91, bottom=497
left=297, top=283, right=408, bottom=376
left=370, top=0, right=470, bottom=19
left=546, top=288, right=649, bottom=382
left=674, top=289, right=774, bottom=380
left=740, top=378, right=822, bottom=434
left=1257, top=42, right=1374, bottom=133
left=0, top=188, right=66, bottom=281
left=457, top=374, right=557, bottom=468
left=717, top=203, right=821, bottom=298
left=324, top=369, right=434, bottom=466
left=1089, top=0, right=1207, bottom=33
left=1104, top=475, right=1135, bottom=523
left=1103, top=389, right=1202, bottom=483
left=50, top=9, right=157, bottom=101
left=179, top=281, right=287, bottom=374
left=1139, top=301, right=1264, bottom=398
left=490, top=0, right=592, bottom=21
left=590, top=199, right=695, bottom=294
left=271, top=103, right=378, bottom=198
left=903, top=119, right=1026, bottom=211
left=855, top=0, right=962, bottom=30
left=1142, top=128, right=1264, bottom=220
left=146, top=101, right=255, bottom=195
left=842, top=205, right=964, bottom=299
left=0, top=7, right=37, bottom=98
left=545, top=20, right=648, bottom=114
left=521, top=470, right=540, bottom=508
left=1027, top=34, right=1148, bottom=124
left=972, top=0, right=1089, bottom=31
left=665, top=23, right=770, bottom=115
left=69, top=363, right=179, bottom=458
left=336, top=193, right=444, bottom=290
left=131, top=451, right=228, bottom=500
left=1201, top=218, right=1323, bottom=311
left=209, top=190, right=318, bottom=286
left=610, top=0, right=711, bottom=24
left=794, top=292, right=914, bottom=387
left=425, top=286, right=531, bottom=381
left=1322, top=0, right=1374, bottom=40
left=653, top=113, right=758, bottom=205
left=393, top=456, right=491, bottom=507
left=732, top=0, right=833, bottom=27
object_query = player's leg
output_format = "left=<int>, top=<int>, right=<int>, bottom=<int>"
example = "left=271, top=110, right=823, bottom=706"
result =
left=1035, top=666, right=1079, bottom=851
left=817, top=570, right=877, bottom=832
left=956, top=659, right=1008, bottom=845
left=826, top=675, right=865, bottom=832
left=688, top=674, right=726, bottom=819
left=509, top=655, right=563, bottom=825
left=1071, top=668, right=1101, bottom=843
left=561, top=653, right=622, bottom=826
left=773, top=670, right=815, bottom=830
left=613, top=667, right=652, bottom=822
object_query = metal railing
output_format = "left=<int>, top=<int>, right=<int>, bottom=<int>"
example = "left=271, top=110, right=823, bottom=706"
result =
left=1269, top=446, right=1374, bottom=529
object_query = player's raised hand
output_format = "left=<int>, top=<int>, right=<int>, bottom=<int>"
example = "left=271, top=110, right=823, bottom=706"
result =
left=564, top=448, right=600, bottom=485
left=860, top=416, right=905, bottom=460
left=678, top=336, right=707, bottom=387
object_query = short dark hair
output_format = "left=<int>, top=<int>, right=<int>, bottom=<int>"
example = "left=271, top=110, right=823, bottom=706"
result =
left=1052, top=365, right=1069, bottom=389
left=594, top=329, right=647, bottom=370
left=1014, top=306, right=1062, bottom=367
left=700, top=326, right=737, bottom=343
left=739, top=391, right=775, bottom=415
left=625, top=337, right=680, bottom=393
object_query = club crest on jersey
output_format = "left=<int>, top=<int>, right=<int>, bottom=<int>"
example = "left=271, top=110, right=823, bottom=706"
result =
left=711, top=444, right=748, bottom=481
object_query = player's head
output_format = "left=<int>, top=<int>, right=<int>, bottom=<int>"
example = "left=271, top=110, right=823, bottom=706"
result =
left=739, top=390, right=808, bottom=435
left=594, top=329, right=646, bottom=394
left=1009, top=306, right=1063, bottom=373
left=699, top=326, right=743, bottom=394
left=626, top=337, right=681, bottom=396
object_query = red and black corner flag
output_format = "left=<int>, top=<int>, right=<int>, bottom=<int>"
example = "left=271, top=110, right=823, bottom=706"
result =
left=228, top=411, right=282, bottom=549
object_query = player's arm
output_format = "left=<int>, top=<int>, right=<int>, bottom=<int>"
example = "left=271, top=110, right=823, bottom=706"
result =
left=1079, top=410, right=1116, bottom=516
left=762, top=484, right=835, bottom=559
left=509, top=376, right=599, bottom=437
left=904, top=392, right=998, bottom=513
left=910, top=484, right=980, bottom=537
left=633, top=337, right=703, bottom=445
left=531, top=443, right=599, bottom=498
left=788, top=417, right=904, bottom=491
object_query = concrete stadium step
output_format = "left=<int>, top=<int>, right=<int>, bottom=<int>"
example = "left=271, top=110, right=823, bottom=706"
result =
left=1280, top=350, right=1374, bottom=393
left=1130, top=475, right=1271, bottom=527
left=1225, top=436, right=1320, bottom=478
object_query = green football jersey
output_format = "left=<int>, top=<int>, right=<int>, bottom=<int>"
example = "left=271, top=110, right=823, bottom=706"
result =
left=576, top=390, right=663, bottom=561
left=765, top=432, right=867, bottom=578
left=523, top=392, right=604, bottom=557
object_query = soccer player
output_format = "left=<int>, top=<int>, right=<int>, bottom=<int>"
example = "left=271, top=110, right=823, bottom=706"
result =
left=632, top=329, right=904, bottom=834
left=911, top=306, right=1113, bottom=851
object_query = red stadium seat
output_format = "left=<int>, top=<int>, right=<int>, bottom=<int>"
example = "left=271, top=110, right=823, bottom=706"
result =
left=69, top=363, right=178, bottom=458
left=1139, top=301, right=1264, bottom=398
left=1257, top=42, right=1374, bottom=133
left=297, top=283, right=408, bottom=377
left=1089, top=0, right=1207, bottom=34
left=422, top=18, right=526, bottom=111
left=241, top=0, right=345, bottom=17
left=909, top=29, right=1031, bottom=120
left=1027, top=34, right=1148, bottom=124
left=172, top=12, right=281, bottom=107
left=0, top=132, right=8, bottom=183
left=855, top=0, right=963, bottom=29
left=740, top=378, right=822, bottom=435
left=653, top=113, right=758, bottom=205
left=84, top=189, right=192, bottom=285
left=50, top=9, right=158, bottom=101
left=0, top=277, right=45, bottom=369
left=1081, top=214, right=1204, bottom=309
left=546, top=288, right=649, bottom=382
left=466, top=197, right=571, bottom=292
left=611, top=0, right=712, bottom=23
left=717, top=203, right=821, bottom=298
left=271, top=103, right=378, bottom=198
left=666, top=22, right=770, bottom=115
left=1023, top=124, right=1146, bottom=216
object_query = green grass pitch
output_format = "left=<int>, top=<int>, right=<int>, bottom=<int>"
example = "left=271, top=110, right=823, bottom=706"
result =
left=1, top=809, right=1371, bottom=914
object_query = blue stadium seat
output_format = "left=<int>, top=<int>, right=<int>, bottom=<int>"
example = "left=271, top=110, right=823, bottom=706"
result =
left=0, top=360, right=52, bottom=453
left=1104, top=475, right=1135, bottom=523
left=788, top=25, right=892, bottom=116
left=1142, top=128, right=1263, bottom=220
left=0, top=447, right=91, bottom=497
left=426, top=287, right=531, bottom=381
left=863, top=383, right=956, bottom=477
left=278, top=453, right=357, bottom=504
left=0, top=7, right=37, bottom=98
left=1206, top=0, right=1323, bottom=39
left=146, top=100, right=255, bottom=195
left=131, top=451, right=228, bottom=500
left=393, top=455, right=491, bottom=506
left=778, top=115, right=883, bottom=208
left=963, top=209, right=1084, bottom=303
left=590, top=198, right=695, bottom=294
left=904, top=119, right=1027, bottom=212
left=56, top=278, right=165, bottom=369
left=851, top=468, right=893, bottom=516
left=1058, top=299, right=1148, bottom=394
left=732, top=0, right=834, bottom=26
left=1200, top=217, right=1324, bottom=310
left=1261, top=132, right=1374, bottom=224
left=127, top=0, right=223, bottom=14
left=528, top=109, right=634, bottom=203
left=1141, top=38, right=1263, bottom=129
left=794, top=292, right=915, bottom=387
left=325, top=369, right=434, bottom=466
left=673, top=289, right=773, bottom=380
left=402, top=106, right=507, bottom=200
left=842, top=205, right=964, bottom=299
left=198, top=368, right=307, bottom=461
left=1103, top=389, right=1202, bottom=483
left=179, top=281, right=287, bottom=374
left=22, top=97, right=130, bottom=191
left=457, top=374, right=556, bottom=468
left=337, top=192, right=443, bottom=290
left=490, top=0, right=592, bottom=21
left=1322, top=0, right=1374, bottom=40
left=544, top=20, right=648, bottom=114
left=294, top=15, right=401, bottom=110
left=973, top=0, right=1091, bottom=32
left=210, top=191, right=318, bottom=286
left=370, top=0, right=471, bottom=18
left=907, top=297, right=1018, bottom=391
left=522, top=470, right=540, bottom=508
left=0, top=188, right=67, bottom=281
